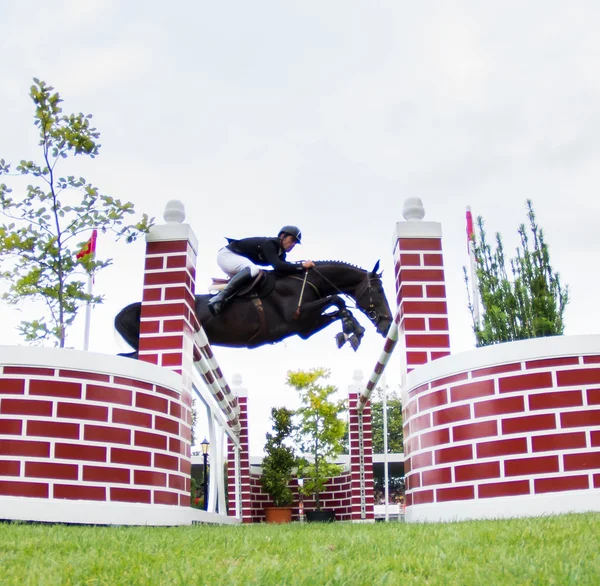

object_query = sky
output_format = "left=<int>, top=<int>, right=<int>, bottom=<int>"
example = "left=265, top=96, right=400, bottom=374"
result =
left=2, top=1, right=600, bottom=455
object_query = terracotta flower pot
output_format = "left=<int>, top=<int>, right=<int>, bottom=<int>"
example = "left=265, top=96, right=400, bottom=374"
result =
left=264, top=506, right=293, bottom=523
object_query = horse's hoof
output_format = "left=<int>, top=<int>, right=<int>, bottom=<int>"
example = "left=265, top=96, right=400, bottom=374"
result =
left=117, top=351, right=139, bottom=360
left=335, top=332, right=347, bottom=349
left=349, top=335, right=361, bottom=351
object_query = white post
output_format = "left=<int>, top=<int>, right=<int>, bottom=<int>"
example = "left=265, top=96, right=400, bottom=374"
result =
left=382, top=376, right=389, bottom=522
left=83, top=273, right=93, bottom=351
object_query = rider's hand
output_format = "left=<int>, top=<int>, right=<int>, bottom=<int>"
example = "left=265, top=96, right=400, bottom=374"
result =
left=302, top=260, right=315, bottom=269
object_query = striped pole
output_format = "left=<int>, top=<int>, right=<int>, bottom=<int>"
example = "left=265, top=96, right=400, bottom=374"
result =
left=358, top=308, right=401, bottom=413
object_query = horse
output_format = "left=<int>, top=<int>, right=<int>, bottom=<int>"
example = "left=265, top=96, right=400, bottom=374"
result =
left=114, top=260, right=393, bottom=354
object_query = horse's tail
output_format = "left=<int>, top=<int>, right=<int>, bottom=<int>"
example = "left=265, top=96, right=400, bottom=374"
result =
left=114, top=302, right=142, bottom=351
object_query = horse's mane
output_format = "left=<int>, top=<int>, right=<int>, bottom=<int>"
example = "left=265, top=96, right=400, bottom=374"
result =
left=312, top=260, right=367, bottom=272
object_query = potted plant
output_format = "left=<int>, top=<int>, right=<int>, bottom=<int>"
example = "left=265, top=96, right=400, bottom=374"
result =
left=261, top=407, right=297, bottom=523
left=288, top=368, right=347, bottom=522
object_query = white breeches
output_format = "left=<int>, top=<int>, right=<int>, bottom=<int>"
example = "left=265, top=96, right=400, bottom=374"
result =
left=217, top=247, right=261, bottom=278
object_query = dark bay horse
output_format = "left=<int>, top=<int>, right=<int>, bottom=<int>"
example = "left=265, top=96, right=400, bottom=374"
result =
left=114, top=260, right=393, bottom=354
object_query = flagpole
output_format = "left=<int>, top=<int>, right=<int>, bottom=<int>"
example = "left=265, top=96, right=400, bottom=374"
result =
left=83, top=273, right=93, bottom=351
left=466, top=206, right=481, bottom=326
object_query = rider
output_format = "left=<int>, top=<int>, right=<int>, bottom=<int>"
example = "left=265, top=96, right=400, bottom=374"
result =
left=208, top=225, right=316, bottom=316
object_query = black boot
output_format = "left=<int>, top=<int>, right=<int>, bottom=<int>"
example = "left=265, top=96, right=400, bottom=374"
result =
left=208, top=267, right=253, bottom=316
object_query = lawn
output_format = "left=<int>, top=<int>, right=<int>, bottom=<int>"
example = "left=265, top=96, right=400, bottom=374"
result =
left=0, top=513, right=598, bottom=585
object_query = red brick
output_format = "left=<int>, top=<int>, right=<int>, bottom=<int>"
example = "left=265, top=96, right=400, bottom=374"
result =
left=86, top=385, right=133, bottom=406
left=451, top=380, right=495, bottom=403
left=583, top=355, right=600, bottom=365
left=422, top=467, right=452, bottom=486
left=400, top=269, right=445, bottom=284
left=425, top=285, right=445, bottom=299
left=110, top=487, right=151, bottom=503
left=412, top=489, right=434, bottom=505
left=420, top=428, right=450, bottom=449
left=526, top=357, right=580, bottom=369
left=436, top=486, right=474, bottom=502
left=407, top=352, right=428, bottom=366
left=534, top=475, right=589, bottom=494
left=453, top=420, right=498, bottom=442
left=168, top=474, right=186, bottom=491
left=400, top=253, right=421, bottom=266
left=592, top=431, right=600, bottom=447
left=595, top=474, right=600, bottom=488
left=54, top=484, right=106, bottom=500
left=505, top=455, right=559, bottom=477
left=558, top=368, right=600, bottom=386
left=55, top=443, right=106, bottom=462
left=436, top=444, right=473, bottom=464
left=588, top=389, right=600, bottom=405
left=431, top=351, right=450, bottom=361
left=0, top=439, right=50, bottom=457
left=397, top=238, right=442, bottom=252
left=410, top=413, right=431, bottom=434
left=479, top=480, right=530, bottom=499
left=136, top=392, right=169, bottom=414
left=532, top=432, right=587, bottom=452
left=403, top=317, right=426, bottom=331
left=57, top=370, right=110, bottom=382
left=455, top=461, right=500, bottom=482
left=472, top=363, right=522, bottom=378
left=474, top=396, right=524, bottom=418
left=84, top=425, right=131, bottom=445
left=0, top=419, right=22, bottom=435
left=83, top=465, right=130, bottom=484
left=3, top=366, right=54, bottom=376
left=1, top=399, right=52, bottom=417
left=0, top=379, right=25, bottom=394
left=155, top=416, right=179, bottom=435
left=134, top=430, right=167, bottom=450
left=0, top=480, right=48, bottom=498
left=111, top=448, right=151, bottom=467
left=145, top=256, right=164, bottom=270
left=502, top=414, right=556, bottom=435
left=563, top=451, right=600, bottom=471
left=0, top=460, right=20, bottom=476
left=160, top=354, right=183, bottom=367
left=162, top=319, right=186, bottom=334
left=142, top=289, right=162, bottom=303
left=154, top=453, right=179, bottom=471
left=529, top=390, right=583, bottom=411
left=560, top=410, right=600, bottom=429
left=429, top=318, right=449, bottom=331
left=156, top=386, right=179, bottom=400
left=179, top=458, right=192, bottom=475
left=423, top=254, right=443, bottom=267
left=113, top=377, right=153, bottom=391
left=26, top=462, right=78, bottom=480
left=57, top=402, right=108, bottom=422
left=29, top=379, right=81, bottom=399
left=147, top=241, right=189, bottom=254
left=410, top=451, right=432, bottom=470
left=477, top=438, right=528, bottom=459
left=406, top=473, right=420, bottom=490
left=418, top=390, right=448, bottom=413
left=154, top=490, right=179, bottom=505
left=169, top=402, right=182, bottom=419
left=432, top=405, right=471, bottom=427
left=499, top=372, right=553, bottom=394
left=166, top=255, right=188, bottom=269
left=179, top=494, right=191, bottom=507
left=134, top=470, right=167, bottom=487
left=112, top=408, right=152, bottom=429
left=431, top=373, right=469, bottom=389
left=406, top=334, right=450, bottom=349
left=28, top=420, right=79, bottom=440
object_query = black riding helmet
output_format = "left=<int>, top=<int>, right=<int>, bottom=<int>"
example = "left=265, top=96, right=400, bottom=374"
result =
left=279, top=225, right=302, bottom=244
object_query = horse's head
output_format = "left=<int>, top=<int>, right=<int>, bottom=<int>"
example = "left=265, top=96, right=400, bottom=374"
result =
left=354, top=260, right=393, bottom=336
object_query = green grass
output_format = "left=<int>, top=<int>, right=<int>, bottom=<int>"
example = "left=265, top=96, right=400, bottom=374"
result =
left=0, top=513, right=599, bottom=585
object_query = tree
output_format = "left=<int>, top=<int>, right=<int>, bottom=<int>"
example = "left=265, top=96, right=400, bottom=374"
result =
left=260, top=407, right=297, bottom=507
left=370, top=386, right=403, bottom=454
left=464, top=200, right=569, bottom=347
left=288, top=368, right=346, bottom=512
left=0, top=78, right=152, bottom=347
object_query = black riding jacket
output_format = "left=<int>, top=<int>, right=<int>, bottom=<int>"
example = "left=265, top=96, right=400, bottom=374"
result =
left=225, top=236, right=305, bottom=275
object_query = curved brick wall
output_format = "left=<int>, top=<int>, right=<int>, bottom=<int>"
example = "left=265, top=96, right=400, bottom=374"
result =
left=403, top=335, right=600, bottom=522
left=0, top=346, right=193, bottom=525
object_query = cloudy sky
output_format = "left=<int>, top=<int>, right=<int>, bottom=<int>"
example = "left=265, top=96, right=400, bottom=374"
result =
left=2, top=1, right=600, bottom=454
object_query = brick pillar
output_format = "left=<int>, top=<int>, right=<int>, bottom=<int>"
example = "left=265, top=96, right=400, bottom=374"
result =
left=394, top=198, right=451, bottom=373
left=227, top=378, right=252, bottom=522
left=138, top=200, right=197, bottom=505
left=348, top=371, right=374, bottom=522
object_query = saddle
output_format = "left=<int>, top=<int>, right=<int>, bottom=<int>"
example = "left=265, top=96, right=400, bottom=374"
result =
left=209, top=271, right=276, bottom=299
